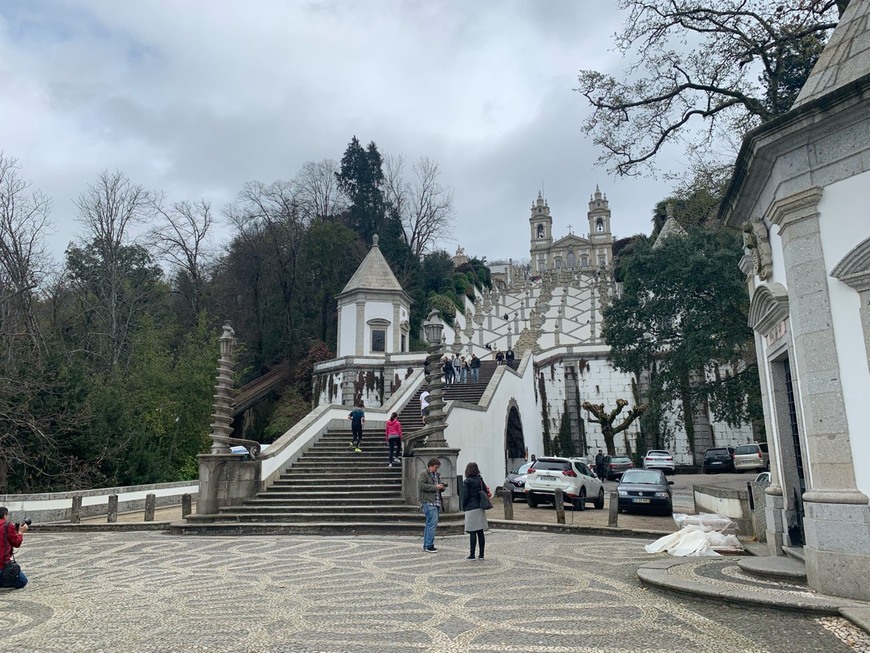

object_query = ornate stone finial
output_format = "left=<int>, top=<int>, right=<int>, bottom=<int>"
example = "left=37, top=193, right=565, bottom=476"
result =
left=372, top=234, right=380, bottom=247
left=666, top=202, right=674, bottom=219
left=742, top=217, right=773, bottom=281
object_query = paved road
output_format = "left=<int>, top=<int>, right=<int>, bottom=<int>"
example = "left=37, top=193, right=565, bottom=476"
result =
left=2, top=530, right=860, bottom=653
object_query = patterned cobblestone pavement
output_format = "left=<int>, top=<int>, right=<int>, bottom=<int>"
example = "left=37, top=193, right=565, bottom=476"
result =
left=1, top=531, right=861, bottom=653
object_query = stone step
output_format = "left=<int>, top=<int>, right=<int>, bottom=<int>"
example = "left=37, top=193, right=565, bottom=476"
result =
left=245, top=497, right=406, bottom=506
left=221, top=504, right=416, bottom=515
left=192, top=510, right=429, bottom=523
left=783, top=546, right=806, bottom=563
left=270, top=479, right=402, bottom=488
left=169, top=520, right=465, bottom=537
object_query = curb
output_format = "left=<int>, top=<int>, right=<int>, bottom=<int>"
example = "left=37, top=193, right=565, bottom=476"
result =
left=637, top=557, right=869, bottom=621
left=489, top=519, right=671, bottom=540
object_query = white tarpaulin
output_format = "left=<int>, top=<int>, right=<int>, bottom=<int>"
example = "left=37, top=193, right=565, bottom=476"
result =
left=645, top=513, right=743, bottom=557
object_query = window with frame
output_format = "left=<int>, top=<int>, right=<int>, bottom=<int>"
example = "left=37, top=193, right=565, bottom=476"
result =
left=371, top=329, right=386, bottom=352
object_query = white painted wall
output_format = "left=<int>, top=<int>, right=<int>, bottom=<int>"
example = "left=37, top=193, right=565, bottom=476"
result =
left=818, top=174, right=870, bottom=497
left=442, top=353, right=541, bottom=492
left=338, top=304, right=357, bottom=357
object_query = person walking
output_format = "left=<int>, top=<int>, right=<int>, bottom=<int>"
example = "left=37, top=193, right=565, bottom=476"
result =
left=506, top=348, right=515, bottom=367
left=385, top=412, right=403, bottom=467
left=595, top=449, right=606, bottom=480
left=0, top=507, right=28, bottom=589
left=461, top=462, right=489, bottom=560
left=495, top=349, right=505, bottom=365
left=470, top=353, right=481, bottom=383
left=459, top=356, right=469, bottom=383
left=417, top=458, right=445, bottom=552
left=420, top=390, right=430, bottom=424
left=348, top=403, right=365, bottom=453
left=451, top=354, right=461, bottom=382
left=442, top=356, right=454, bottom=385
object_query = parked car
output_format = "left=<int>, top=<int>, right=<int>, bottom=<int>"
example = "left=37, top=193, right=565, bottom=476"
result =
left=605, top=456, right=635, bottom=480
left=754, top=471, right=771, bottom=484
left=503, top=462, right=533, bottom=500
left=524, top=457, right=605, bottom=510
left=617, top=469, right=674, bottom=515
left=642, top=450, right=675, bottom=475
left=733, top=442, right=769, bottom=472
left=703, top=446, right=736, bottom=473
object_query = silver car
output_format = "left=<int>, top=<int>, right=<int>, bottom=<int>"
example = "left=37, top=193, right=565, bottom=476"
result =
left=733, top=442, right=769, bottom=472
left=503, top=462, right=533, bottom=499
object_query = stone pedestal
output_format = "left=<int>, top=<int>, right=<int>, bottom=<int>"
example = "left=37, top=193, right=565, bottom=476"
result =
left=802, top=490, right=870, bottom=601
left=764, top=485, right=785, bottom=555
left=407, top=446, right=461, bottom=514
left=197, top=454, right=261, bottom=515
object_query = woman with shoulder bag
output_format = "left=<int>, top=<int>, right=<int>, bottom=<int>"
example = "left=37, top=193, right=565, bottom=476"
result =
left=461, top=462, right=490, bottom=560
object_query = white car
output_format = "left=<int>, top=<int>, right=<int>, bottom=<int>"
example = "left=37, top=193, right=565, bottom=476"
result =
left=643, top=450, right=675, bottom=475
left=524, top=457, right=604, bottom=510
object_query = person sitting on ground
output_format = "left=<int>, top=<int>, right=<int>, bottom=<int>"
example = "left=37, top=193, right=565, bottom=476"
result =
left=0, top=507, right=28, bottom=589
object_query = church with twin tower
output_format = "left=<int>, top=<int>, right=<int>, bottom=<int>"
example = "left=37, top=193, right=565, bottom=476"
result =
left=529, top=185, right=613, bottom=275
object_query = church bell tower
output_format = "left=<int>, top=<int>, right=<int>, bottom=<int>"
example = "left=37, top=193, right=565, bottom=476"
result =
left=587, top=185, right=612, bottom=245
left=529, top=192, right=552, bottom=273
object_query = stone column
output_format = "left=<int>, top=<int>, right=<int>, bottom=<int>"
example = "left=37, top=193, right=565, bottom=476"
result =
left=197, top=323, right=261, bottom=515
left=768, top=188, right=869, bottom=600
left=355, top=301, right=366, bottom=356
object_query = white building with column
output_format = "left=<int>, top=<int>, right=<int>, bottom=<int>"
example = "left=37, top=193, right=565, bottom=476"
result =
left=719, top=0, right=870, bottom=602
left=335, top=234, right=412, bottom=358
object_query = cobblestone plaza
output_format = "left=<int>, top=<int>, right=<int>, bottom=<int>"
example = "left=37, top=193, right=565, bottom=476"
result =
left=2, top=530, right=866, bottom=653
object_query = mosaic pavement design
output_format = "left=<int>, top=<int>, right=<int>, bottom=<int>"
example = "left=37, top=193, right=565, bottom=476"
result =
left=0, top=530, right=858, bottom=653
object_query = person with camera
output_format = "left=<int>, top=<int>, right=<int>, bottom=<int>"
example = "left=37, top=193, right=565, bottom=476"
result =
left=0, top=507, right=28, bottom=589
left=417, top=458, right=445, bottom=553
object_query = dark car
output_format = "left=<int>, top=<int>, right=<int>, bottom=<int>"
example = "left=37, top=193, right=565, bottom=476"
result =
left=703, top=447, right=736, bottom=473
left=605, top=456, right=635, bottom=480
left=503, top=462, right=533, bottom=500
left=617, top=469, right=674, bottom=515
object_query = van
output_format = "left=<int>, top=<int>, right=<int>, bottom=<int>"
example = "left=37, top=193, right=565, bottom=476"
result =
left=733, top=442, right=769, bottom=472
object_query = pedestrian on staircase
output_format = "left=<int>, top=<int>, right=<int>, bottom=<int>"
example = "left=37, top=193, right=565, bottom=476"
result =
left=461, top=462, right=489, bottom=560
left=348, top=403, right=365, bottom=453
left=418, top=458, right=445, bottom=552
left=452, top=354, right=461, bottom=381
left=420, top=390, right=430, bottom=424
left=470, top=353, right=481, bottom=383
left=385, top=412, right=403, bottom=466
left=442, top=356, right=454, bottom=385
left=459, top=356, right=469, bottom=383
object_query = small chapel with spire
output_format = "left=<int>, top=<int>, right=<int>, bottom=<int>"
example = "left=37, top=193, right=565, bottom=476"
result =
left=528, top=186, right=613, bottom=275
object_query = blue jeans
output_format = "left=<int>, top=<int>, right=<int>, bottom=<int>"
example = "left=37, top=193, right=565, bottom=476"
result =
left=3, top=569, right=27, bottom=589
left=460, top=368, right=467, bottom=383
left=422, top=503, right=439, bottom=549
left=471, top=367, right=479, bottom=383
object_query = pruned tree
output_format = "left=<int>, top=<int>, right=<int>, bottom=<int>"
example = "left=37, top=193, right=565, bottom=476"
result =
left=576, top=0, right=845, bottom=176
left=384, top=153, right=454, bottom=258
left=149, top=196, right=215, bottom=321
left=582, top=399, right=648, bottom=456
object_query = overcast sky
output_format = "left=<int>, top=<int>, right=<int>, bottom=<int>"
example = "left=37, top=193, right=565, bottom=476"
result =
left=0, top=1, right=687, bottom=265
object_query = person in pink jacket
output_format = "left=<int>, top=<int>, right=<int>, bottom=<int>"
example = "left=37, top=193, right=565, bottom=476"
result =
left=385, top=412, right=403, bottom=467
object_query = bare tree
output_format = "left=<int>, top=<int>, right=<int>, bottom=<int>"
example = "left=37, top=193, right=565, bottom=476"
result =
left=149, top=196, right=215, bottom=318
left=0, top=154, right=52, bottom=362
left=296, top=159, right=347, bottom=220
left=69, top=170, right=159, bottom=370
left=576, top=0, right=844, bottom=176
left=224, top=180, right=309, bottom=357
left=383, top=153, right=454, bottom=257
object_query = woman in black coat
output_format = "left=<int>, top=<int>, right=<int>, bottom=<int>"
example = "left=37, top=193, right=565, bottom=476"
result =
left=461, top=462, right=489, bottom=560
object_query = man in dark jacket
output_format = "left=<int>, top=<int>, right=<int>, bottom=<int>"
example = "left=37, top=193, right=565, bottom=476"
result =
left=417, top=458, right=445, bottom=552
left=595, top=450, right=606, bottom=480
left=0, top=507, right=27, bottom=589
left=470, top=354, right=481, bottom=383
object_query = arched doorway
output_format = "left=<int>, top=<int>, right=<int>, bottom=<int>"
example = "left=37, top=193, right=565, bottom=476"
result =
left=505, top=405, right=526, bottom=472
